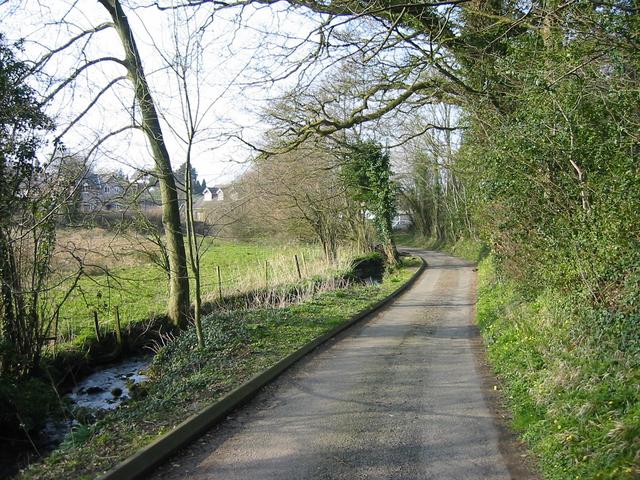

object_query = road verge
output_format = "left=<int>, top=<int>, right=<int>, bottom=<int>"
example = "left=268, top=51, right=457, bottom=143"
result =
left=98, top=255, right=425, bottom=480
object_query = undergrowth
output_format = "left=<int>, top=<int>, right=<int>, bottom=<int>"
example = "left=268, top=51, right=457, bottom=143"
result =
left=18, top=257, right=421, bottom=479
left=477, top=257, right=640, bottom=480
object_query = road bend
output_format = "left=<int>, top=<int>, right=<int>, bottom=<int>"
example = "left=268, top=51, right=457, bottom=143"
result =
left=151, top=249, right=535, bottom=480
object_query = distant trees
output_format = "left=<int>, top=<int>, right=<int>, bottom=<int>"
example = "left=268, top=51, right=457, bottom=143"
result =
left=397, top=106, right=474, bottom=243
left=227, top=137, right=402, bottom=263
left=174, top=162, right=206, bottom=196
left=233, top=141, right=351, bottom=261
left=46, top=150, right=88, bottom=222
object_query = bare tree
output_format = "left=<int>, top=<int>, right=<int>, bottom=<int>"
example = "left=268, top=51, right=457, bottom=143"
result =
left=163, top=10, right=212, bottom=348
left=94, top=0, right=190, bottom=327
left=234, top=139, right=355, bottom=261
left=14, top=2, right=193, bottom=328
left=396, top=105, right=473, bottom=242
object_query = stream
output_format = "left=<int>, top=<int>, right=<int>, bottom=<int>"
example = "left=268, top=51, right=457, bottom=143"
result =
left=41, top=356, right=152, bottom=449
left=68, top=356, right=150, bottom=410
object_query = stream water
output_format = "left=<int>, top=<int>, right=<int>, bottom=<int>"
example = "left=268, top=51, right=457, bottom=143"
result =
left=68, top=356, right=150, bottom=410
left=39, top=356, right=152, bottom=450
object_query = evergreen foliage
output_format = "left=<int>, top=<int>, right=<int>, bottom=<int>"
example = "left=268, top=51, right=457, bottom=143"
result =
left=174, top=161, right=206, bottom=195
left=0, top=35, right=55, bottom=377
left=341, top=140, right=399, bottom=265
left=458, top=1, right=639, bottom=310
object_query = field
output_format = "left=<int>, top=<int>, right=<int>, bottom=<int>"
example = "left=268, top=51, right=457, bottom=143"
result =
left=50, top=229, right=356, bottom=343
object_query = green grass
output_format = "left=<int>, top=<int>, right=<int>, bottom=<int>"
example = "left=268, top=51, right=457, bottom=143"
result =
left=20, top=257, right=420, bottom=480
left=52, top=238, right=354, bottom=345
left=476, top=257, right=640, bottom=480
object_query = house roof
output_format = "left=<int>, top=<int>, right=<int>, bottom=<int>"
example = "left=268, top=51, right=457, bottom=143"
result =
left=82, top=172, right=127, bottom=190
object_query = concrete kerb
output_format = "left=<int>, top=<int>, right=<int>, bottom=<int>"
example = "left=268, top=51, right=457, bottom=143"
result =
left=98, top=254, right=427, bottom=480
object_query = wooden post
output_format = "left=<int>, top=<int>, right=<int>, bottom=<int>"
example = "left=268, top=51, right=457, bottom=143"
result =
left=294, top=255, right=302, bottom=280
left=114, top=306, right=123, bottom=349
left=217, top=265, right=222, bottom=299
left=264, top=260, right=269, bottom=287
left=53, top=310, right=59, bottom=343
left=52, top=310, right=59, bottom=353
left=93, top=310, right=101, bottom=342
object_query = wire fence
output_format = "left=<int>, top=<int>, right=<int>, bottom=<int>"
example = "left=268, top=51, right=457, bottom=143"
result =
left=50, top=242, right=361, bottom=345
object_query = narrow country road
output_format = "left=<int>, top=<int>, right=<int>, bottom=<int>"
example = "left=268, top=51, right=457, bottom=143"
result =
left=151, top=250, right=536, bottom=480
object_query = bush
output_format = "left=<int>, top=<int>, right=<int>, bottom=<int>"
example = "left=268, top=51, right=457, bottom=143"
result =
left=0, top=376, right=59, bottom=437
left=349, top=252, right=385, bottom=282
left=476, top=256, right=640, bottom=479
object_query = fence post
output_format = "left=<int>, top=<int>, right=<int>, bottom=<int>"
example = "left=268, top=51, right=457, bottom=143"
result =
left=114, top=306, right=123, bottom=349
left=53, top=310, right=59, bottom=342
left=264, top=260, right=269, bottom=287
left=52, top=310, right=59, bottom=353
left=294, top=254, right=302, bottom=280
left=93, top=310, right=101, bottom=342
left=217, top=265, right=223, bottom=300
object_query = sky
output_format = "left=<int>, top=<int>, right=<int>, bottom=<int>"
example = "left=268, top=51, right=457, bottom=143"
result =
left=1, top=0, right=322, bottom=186
left=1, top=0, right=459, bottom=188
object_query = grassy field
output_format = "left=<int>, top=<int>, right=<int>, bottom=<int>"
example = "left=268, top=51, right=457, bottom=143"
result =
left=51, top=229, right=355, bottom=344
left=22, top=256, right=421, bottom=479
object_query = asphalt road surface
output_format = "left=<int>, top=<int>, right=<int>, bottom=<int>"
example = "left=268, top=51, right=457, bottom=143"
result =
left=152, top=249, right=536, bottom=480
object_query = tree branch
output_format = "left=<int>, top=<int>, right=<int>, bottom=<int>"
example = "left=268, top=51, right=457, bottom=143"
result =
left=40, top=56, right=127, bottom=106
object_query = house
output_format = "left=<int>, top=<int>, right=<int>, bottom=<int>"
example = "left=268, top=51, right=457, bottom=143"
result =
left=202, top=186, right=224, bottom=202
left=193, top=185, right=237, bottom=223
left=392, top=211, right=413, bottom=231
left=80, top=172, right=128, bottom=212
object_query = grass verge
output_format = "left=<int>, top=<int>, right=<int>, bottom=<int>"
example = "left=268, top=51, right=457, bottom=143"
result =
left=476, top=257, right=640, bottom=480
left=19, top=257, right=421, bottom=479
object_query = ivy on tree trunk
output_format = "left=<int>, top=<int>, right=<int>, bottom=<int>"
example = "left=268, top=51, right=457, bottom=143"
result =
left=341, top=140, right=399, bottom=266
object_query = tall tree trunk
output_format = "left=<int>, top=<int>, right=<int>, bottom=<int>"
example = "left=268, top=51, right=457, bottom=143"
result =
left=97, top=0, right=189, bottom=327
left=382, top=237, right=399, bottom=267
